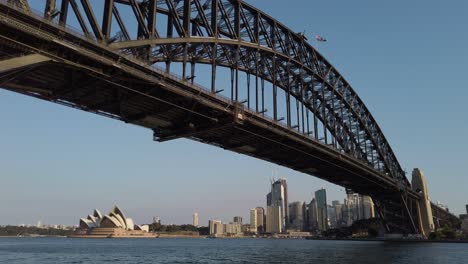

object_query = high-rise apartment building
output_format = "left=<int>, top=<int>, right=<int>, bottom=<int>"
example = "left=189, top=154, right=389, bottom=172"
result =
left=192, top=213, right=199, bottom=227
left=266, top=206, right=282, bottom=233
left=250, top=209, right=257, bottom=231
left=233, top=216, right=243, bottom=224
left=255, top=207, right=265, bottom=232
left=315, top=188, right=328, bottom=232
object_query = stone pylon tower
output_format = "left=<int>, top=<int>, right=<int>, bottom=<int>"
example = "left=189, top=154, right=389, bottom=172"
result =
left=412, top=168, right=434, bottom=237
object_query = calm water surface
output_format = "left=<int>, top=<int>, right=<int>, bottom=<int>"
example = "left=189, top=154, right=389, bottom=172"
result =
left=0, top=238, right=467, bottom=263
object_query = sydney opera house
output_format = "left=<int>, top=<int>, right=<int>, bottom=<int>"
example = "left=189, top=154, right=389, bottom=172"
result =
left=70, top=206, right=156, bottom=238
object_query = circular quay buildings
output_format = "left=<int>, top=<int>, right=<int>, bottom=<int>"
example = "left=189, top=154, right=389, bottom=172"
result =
left=70, top=206, right=156, bottom=238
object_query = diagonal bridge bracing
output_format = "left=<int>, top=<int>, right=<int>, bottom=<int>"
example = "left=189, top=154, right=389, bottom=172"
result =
left=1, top=0, right=454, bottom=235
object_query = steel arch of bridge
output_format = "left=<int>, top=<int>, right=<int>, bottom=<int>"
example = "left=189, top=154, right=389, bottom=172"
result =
left=102, top=0, right=407, bottom=186
left=0, top=0, right=423, bottom=232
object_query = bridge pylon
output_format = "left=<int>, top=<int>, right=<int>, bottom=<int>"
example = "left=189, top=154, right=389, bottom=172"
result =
left=411, top=168, right=435, bottom=237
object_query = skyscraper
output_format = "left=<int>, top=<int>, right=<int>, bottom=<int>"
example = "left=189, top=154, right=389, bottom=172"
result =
left=266, top=192, right=272, bottom=207
left=308, top=198, right=318, bottom=231
left=315, top=188, right=328, bottom=232
left=192, top=213, right=199, bottom=227
left=250, top=209, right=257, bottom=231
left=266, top=206, right=282, bottom=233
left=332, top=200, right=343, bottom=227
left=255, top=207, right=265, bottom=232
left=289, top=201, right=306, bottom=231
left=266, top=178, right=289, bottom=231
left=327, top=205, right=337, bottom=228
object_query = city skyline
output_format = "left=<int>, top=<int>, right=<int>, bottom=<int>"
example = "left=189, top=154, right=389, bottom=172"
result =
left=1, top=0, right=467, bottom=226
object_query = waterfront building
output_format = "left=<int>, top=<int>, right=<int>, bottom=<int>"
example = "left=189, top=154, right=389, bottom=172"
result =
left=255, top=207, right=265, bottom=232
left=315, top=188, right=328, bottom=232
left=460, top=205, right=468, bottom=221
left=462, top=204, right=468, bottom=233
left=341, top=193, right=375, bottom=227
left=224, top=222, right=242, bottom=236
left=266, top=205, right=282, bottom=233
left=327, top=205, right=337, bottom=228
left=72, top=206, right=154, bottom=238
left=250, top=209, right=257, bottom=231
left=333, top=201, right=343, bottom=227
left=266, top=178, right=289, bottom=230
left=209, top=220, right=223, bottom=236
left=462, top=219, right=468, bottom=234
left=307, top=198, right=318, bottom=231
left=233, top=216, right=243, bottom=224
left=289, top=201, right=306, bottom=231
left=192, top=213, right=199, bottom=227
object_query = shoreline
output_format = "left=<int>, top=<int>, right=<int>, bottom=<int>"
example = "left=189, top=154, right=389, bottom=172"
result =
left=1, top=235, right=467, bottom=243
left=304, top=237, right=468, bottom=244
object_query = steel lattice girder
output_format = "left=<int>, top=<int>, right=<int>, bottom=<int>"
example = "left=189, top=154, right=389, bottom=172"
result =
left=0, top=0, right=425, bottom=233
left=3, top=0, right=407, bottom=186
left=95, top=0, right=408, bottom=186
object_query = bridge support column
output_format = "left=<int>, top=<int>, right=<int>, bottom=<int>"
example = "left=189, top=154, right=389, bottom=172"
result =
left=412, top=168, right=435, bottom=237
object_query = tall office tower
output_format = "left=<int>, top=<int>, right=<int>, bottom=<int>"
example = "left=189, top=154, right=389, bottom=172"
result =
left=255, top=207, right=265, bottom=232
left=341, top=201, right=350, bottom=227
left=315, top=188, right=328, bottom=232
left=308, top=198, right=318, bottom=231
left=269, top=178, right=289, bottom=230
left=332, top=201, right=343, bottom=227
left=250, top=209, right=257, bottom=231
left=289, top=201, right=306, bottom=231
left=233, top=216, right=243, bottom=224
left=266, top=192, right=272, bottom=207
left=280, top=179, right=289, bottom=227
left=192, top=213, right=199, bottom=227
left=209, top=220, right=223, bottom=235
left=327, top=205, right=337, bottom=228
left=266, top=206, right=282, bottom=233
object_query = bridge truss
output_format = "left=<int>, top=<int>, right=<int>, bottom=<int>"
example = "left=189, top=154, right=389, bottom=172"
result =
left=0, top=0, right=447, bottom=234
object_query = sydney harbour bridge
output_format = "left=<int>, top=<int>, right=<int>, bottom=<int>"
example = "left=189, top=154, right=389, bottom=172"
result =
left=0, top=0, right=458, bottom=236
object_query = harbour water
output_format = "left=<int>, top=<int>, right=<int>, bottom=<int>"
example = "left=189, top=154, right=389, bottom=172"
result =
left=0, top=237, right=467, bottom=263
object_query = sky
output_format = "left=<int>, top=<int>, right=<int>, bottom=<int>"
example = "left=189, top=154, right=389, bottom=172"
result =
left=0, top=0, right=467, bottom=226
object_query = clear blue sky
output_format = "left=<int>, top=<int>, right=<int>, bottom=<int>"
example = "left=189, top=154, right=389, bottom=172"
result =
left=0, top=0, right=467, bottom=226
